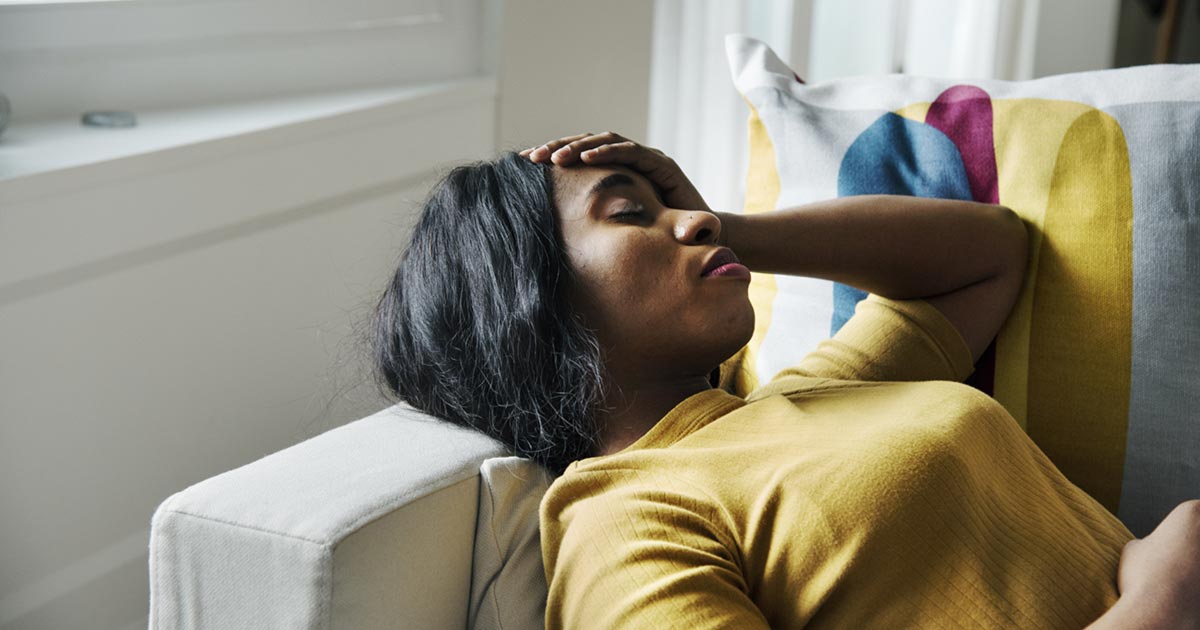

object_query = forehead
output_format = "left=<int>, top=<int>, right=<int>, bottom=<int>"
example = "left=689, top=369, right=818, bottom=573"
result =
left=552, top=164, right=657, bottom=220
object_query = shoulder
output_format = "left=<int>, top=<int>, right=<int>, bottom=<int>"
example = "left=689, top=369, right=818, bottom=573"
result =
left=541, top=465, right=735, bottom=539
left=541, top=465, right=723, bottom=520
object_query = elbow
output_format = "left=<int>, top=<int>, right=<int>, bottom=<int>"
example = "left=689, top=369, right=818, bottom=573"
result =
left=991, top=205, right=1030, bottom=314
left=991, top=204, right=1029, bottom=279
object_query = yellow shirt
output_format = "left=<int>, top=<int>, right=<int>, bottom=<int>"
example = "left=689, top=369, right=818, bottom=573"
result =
left=539, top=294, right=1134, bottom=629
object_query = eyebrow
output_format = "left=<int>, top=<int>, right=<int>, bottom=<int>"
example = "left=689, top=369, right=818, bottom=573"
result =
left=587, top=173, right=638, bottom=200
left=586, top=172, right=665, bottom=205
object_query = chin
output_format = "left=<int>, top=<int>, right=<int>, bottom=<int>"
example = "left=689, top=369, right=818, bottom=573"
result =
left=707, top=299, right=756, bottom=366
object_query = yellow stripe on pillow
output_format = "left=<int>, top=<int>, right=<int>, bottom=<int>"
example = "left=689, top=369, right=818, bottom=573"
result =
left=1025, top=108, right=1133, bottom=512
left=991, top=99, right=1097, bottom=429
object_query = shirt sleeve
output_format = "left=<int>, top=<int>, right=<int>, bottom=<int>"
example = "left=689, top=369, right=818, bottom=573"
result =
left=541, top=470, right=770, bottom=630
left=770, top=293, right=976, bottom=384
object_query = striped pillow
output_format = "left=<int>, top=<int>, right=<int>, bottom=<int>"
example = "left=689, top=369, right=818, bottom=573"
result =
left=724, top=34, right=1200, bottom=536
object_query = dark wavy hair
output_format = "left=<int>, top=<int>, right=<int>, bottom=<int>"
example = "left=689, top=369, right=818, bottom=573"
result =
left=371, top=151, right=606, bottom=475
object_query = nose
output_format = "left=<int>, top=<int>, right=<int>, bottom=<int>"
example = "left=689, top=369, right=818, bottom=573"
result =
left=672, top=210, right=722, bottom=245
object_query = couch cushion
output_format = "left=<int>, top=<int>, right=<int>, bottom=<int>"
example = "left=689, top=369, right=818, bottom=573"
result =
left=724, top=34, right=1200, bottom=537
left=469, top=456, right=553, bottom=630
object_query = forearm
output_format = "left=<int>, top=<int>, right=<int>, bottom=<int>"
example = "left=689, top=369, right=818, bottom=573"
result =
left=718, top=195, right=1027, bottom=300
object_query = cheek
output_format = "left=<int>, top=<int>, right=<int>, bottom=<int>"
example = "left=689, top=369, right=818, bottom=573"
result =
left=572, top=233, right=682, bottom=330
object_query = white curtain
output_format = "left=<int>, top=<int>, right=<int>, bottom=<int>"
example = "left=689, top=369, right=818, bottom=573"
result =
left=901, top=0, right=1041, bottom=80
left=647, top=0, right=810, bottom=215
left=647, top=0, right=1038, bottom=215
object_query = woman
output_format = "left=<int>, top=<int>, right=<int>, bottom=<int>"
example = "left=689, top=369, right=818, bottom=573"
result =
left=373, top=132, right=1199, bottom=629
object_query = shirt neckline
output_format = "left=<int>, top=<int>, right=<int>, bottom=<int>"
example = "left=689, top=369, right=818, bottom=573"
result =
left=579, top=388, right=746, bottom=465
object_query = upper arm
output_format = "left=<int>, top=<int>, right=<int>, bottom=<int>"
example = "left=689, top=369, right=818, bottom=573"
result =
left=922, top=267, right=1024, bottom=364
left=772, top=294, right=977, bottom=384
left=543, top=480, right=770, bottom=630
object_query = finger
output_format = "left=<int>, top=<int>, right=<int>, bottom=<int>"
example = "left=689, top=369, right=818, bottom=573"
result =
left=576, top=140, right=639, bottom=162
left=578, top=141, right=664, bottom=176
left=526, top=136, right=588, bottom=162
left=552, top=132, right=630, bottom=165
left=578, top=141, right=683, bottom=194
left=528, top=133, right=593, bottom=162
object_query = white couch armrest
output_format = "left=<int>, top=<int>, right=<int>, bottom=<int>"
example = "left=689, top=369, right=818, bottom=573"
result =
left=149, top=403, right=509, bottom=630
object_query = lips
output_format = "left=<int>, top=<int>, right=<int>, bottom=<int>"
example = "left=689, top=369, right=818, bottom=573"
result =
left=700, top=247, right=749, bottom=278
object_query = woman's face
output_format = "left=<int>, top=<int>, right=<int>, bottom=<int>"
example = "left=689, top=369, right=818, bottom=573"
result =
left=552, top=164, right=754, bottom=382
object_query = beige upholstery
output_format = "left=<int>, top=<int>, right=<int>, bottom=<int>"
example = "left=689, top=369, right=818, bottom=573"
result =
left=149, top=403, right=509, bottom=630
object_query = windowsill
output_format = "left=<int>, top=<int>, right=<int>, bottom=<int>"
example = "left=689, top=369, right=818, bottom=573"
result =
left=0, top=76, right=497, bottom=202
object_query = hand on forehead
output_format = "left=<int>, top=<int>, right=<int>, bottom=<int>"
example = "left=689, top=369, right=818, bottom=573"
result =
left=522, top=131, right=712, bottom=215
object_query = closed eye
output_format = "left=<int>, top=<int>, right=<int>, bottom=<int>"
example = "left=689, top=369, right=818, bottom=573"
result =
left=610, top=203, right=646, bottom=220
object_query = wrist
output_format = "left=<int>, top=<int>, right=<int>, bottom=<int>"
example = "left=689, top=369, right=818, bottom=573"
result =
left=714, top=210, right=743, bottom=252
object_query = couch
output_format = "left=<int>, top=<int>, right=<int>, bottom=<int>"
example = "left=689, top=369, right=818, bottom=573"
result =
left=148, top=403, right=516, bottom=629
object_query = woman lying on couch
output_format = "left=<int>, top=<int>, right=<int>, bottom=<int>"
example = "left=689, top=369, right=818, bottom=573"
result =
left=371, top=131, right=1200, bottom=629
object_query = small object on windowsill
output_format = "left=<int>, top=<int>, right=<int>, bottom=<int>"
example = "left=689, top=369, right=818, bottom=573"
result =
left=82, top=111, right=137, bottom=128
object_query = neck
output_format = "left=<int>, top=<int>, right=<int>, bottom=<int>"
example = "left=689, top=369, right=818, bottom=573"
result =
left=594, top=374, right=713, bottom=456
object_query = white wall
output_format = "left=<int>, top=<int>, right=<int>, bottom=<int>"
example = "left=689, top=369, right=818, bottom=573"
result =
left=1030, top=0, right=1121, bottom=77
left=497, top=0, right=654, bottom=151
